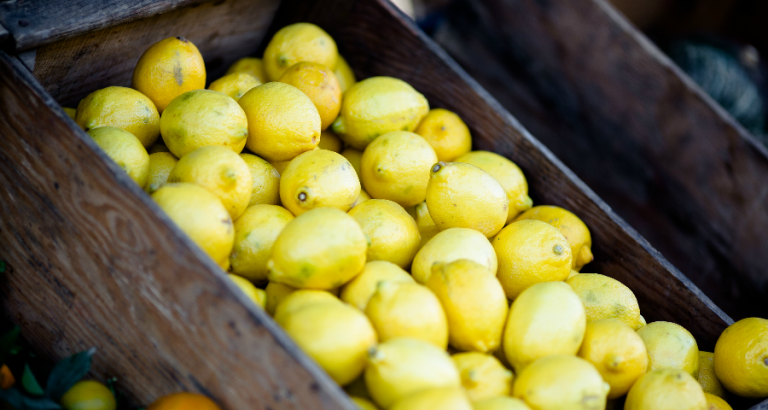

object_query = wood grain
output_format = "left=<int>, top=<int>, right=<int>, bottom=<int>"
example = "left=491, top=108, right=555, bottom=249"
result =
left=0, top=50, right=356, bottom=410
left=433, top=0, right=768, bottom=321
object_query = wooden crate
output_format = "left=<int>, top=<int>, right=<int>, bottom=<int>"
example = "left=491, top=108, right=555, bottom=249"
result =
left=432, top=0, right=768, bottom=322
left=0, top=0, right=748, bottom=408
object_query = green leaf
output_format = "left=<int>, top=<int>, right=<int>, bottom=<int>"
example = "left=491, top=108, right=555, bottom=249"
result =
left=0, top=388, right=61, bottom=410
left=21, top=365, right=44, bottom=396
left=44, top=348, right=95, bottom=401
left=0, top=327, right=20, bottom=364
left=0, top=261, right=6, bottom=273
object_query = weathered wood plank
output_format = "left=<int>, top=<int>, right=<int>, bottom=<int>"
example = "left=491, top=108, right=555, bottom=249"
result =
left=0, top=49, right=355, bottom=410
left=0, top=23, right=8, bottom=46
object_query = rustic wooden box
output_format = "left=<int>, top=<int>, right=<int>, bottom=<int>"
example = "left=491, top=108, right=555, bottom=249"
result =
left=433, top=0, right=768, bottom=323
left=0, top=0, right=752, bottom=408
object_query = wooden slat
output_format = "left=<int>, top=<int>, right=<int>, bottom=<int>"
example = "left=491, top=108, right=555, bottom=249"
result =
left=433, top=0, right=768, bottom=321
left=0, top=23, right=8, bottom=46
left=0, top=50, right=355, bottom=410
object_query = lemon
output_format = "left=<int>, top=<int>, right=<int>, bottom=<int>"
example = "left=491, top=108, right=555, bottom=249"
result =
left=64, top=107, right=77, bottom=119
left=697, top=351, right=726, bottom=398
left=148, top=143, right=170, bottom=154
left=415, top=109, right=472, bottom=161
left=472, top=397, right=531, bottom=410
left=503, top=282, right=586, bottom=372
left=704, top=393, right=732, bottom=410
left=412, top=228, right=497, bottom=283
left=280, top=299, right=376, bottom=385
left=426, top=260, right=508, bottom=353
left=319, top=130, right=343, bottom=152
left=455, top=151, right=532, bottom=223
left=714, top=317, right=768, bottom=397
left=332, top=77, right=429, bottom=149
left=351, top=397, right=379, bottom=410
left=267, top=208, right=367, bottom=289
left=132, top=36, right=205, bottom=112
left=265, top=281, right=296, bottom=315
left=513, top=355, right=609, bottom=409
left=160, top=89, right=249, bottom=158
left=414, top=202, right=439, bottom=248
left=239, top=82, right=321, bottom=162
left=87, top=127, right=150, bottom=187
left=273, top=289, right=341, bottom=325
left=342, top=148, right=364, bottom=177
left=365, top=281, right=448, bottom=348
left=270, top=158, right=292, bottom=175
left=341, top=261, right=414, bottom=310
left=352, top=189, right=372, bottom=208
left=226, top=57, right=267, bottom=83
left=514, top=206, right=594, bottom=271
left=578, top=318, right=648, bottom=399
left=568, top=269, right=579, bottom=279
left=637, top=321, right=699, bottom=378
left=566, top=273, right=645, bottom=330
left=208, top=73, right=261, bottom=100
left=493, top=220, right=572, bottom=299
left=361, top=131, right=438, bottom=207
left=75, top=86, right=160, bottom=147
left=168, top=146, right=253, bottom=219
left=280, top=149, right=360, bottom=215
left=145, top=152, right=178, bottom=193
left=227, top=274, right=266, bottom=309
left=230, top=204, right=294, bottom=282
left=335, top=55, right=357, bottom=92
left=263, top=23, right=338, bottom=81
left=365, top=338, right=461, bottom=409
left=151, top=183, right=233, bottom=268
left=452, top=352, right=513, bottom=401
left=61, top=380, right=116, bottom=410
left=349, top=199, right=421, bottom=268
left=390, top=388, right=472, bottom=410
left=278, top=62, right=342, bottom=130
left=239, top=153, right=280, bottom=206
left=346, top=376, right=373, bottom=401
left=426, top=162, right=508, bottom=238
left=625, top=369, right=707, bottom=410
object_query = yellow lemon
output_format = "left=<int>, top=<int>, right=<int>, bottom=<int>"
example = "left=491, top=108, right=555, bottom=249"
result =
left=351, top=397, right=379, bottom=410
left=414, top=202, right=439, bottom=248
left=493, top=220, right=572, bottom=299
left=637, top=321, right=699, bottom=378
left=267, top=207, right=367, bottom=289
left=319, top=130, right=343, bottom=152
left=704, top=393, right=732, bottom=410
left=415, top=108, right=471, bottom=161
left=346, top=377, right=373, bottom=401
left=76, top=86, right=160, bottom=147
left=270, top=158, right=292, bottom=175
left=352, top=189, right=372, bottom=208
left=263, top=23, right=338, bottom=81
left=335, top=55, right=357, bottom=92
left=472, top=397, right=531, bottom=410
left=88, top=127, right=150, bottom=187
left=349, top=199, right=421, bottom=268
left=145, top=152, right=178, bottom=193
left=625, top=369, right=707, bottom=410
left=360, top=131, right=437, bottom=207
left=365, top=281, right=448, bottom=349
left=578, top=318, right=648, bottom=399
left=455, top=151, right=532, bottom=223
left=390, top=388, right=472, bottom=410
left=278, top=62, right=342, bottom=130
left=280, top=300, right=376, bottom=385
left=160, top=89, right=249, bottom=158
left=273, top=289, right=341, bottom=325
left=151, top=183, right=233, bottom=268
left=148, top=143, right=170, bottom=154
left=265, top=281, right=296, bottom=315
left=240, top=153, right=280, bottom=206
left=342, top=147, right=364, bottom=177
left=280, top=149, right=360, bottom=215
left=566, top=273, right=645, bottom=330
left=239, top=82, right=321, bottom=162
left=426, top=161, right=508, bottom=238
left=132, top=36, right=205, bottom=112
left=227, top=274, right=266, bottom=309
left=503, top=282, right=586, bottom=372
left=426, top=260, right=508, bottom=353
left=698, top=351, right=726, bottom=398
left=452, top=352, right=513, bottom=401
left=568, top=269, right=579, bottom=279
left=365, top=338, right=461, bottom=409
left=341, top=261, right=414, bottom=311
left=412, top=228, right=497, bottom=284
left=64, top=107, right=77, bottom=119
left=513, top=355, right=609, bottom=409
left=168, top=146, right=253, bottom=219
left=226, top=57, right=266, bottom=83
left=514, top=206, right=594, bottom=271
left=208, top=72, right=261, bottom=100
left=60, top=380, right=116, bottom=410
left=333, top=77, right=429, bottom=149
left=230, top=204, right=294, bottom=282
left=714, top=317, right=768, bottom=397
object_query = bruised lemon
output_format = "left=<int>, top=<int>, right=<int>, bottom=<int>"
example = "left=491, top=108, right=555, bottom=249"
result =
left=76, top=86, right=160, bottom=147
left=319, top=130, right=343, bottom=152
left=637, top=321, right=699, bottom=378
left=625, top=369, right=707, bottom=410
left=227, top=274, right=266, bottom=309
left=390, top=388, right=472, bottom=410
left=349, top=199, right=421, bottom=268
left=230, top=204, right=294, bottom=282
left=132, top=36, right=205, bottom=112
left=145, top=152, right=178, bottom=193
left=714, top=317, right=768, bottom=397
left=412, top=228, right=497, bottom=284
left=263, top=23, right=338, bottom=81
left=341, top=261, right=414, bottom=311
left=240, top=153, right=280, bottom=206
left=208, top=73, right=261, bottom=100
left=566, top=273, right=646, bottom=330
left=335, top=55, right=357, bottom=92
left=514, top=205, right=594, bottom=271
left=278, top=62, right=342, bottom=130
left=452, top=352, right=513, bottom=401
left=226, top=57, right=266, bottom=83
left=697, top=351, right=726, bottom=398
left=513, top=355, right=609, bottom=409
left=280, top=149, right=360, bottom=215
left=88, top=127, right=149, bottom=187
left=415, top=108, right=471, bottom=161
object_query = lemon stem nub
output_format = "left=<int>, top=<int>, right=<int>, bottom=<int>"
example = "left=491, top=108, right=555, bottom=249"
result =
left=553, top=244, right=563, bottom=255
left=764, top=357, right=768, bottom=366
left=298, top=192, right=307, bottom=202
left=432, top=163, right=442, bottom=173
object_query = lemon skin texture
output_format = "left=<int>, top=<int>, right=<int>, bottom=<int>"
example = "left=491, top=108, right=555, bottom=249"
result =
left=566, top=273, right=645, bottom=330
left=341, top=261, right=414, bottom=311
left=514, top=205, right=594, bottom=271
left=280, top=149, right=360, bottom=216
left=714, top=317, right=768, bottom=397
left=512, top=355, right=609, bottom=410
left=226, top=57, right=267, bottom=83
left=415, top=108, right=472, bottom=161
left=208, top=73, right=261, bottom=100
left=412, top=227, right=497, bottom=284
left=637, top=321, right=699, bottom=378
left=145, top=152, right=178, bottom=193
left=697, top=351, right=726, bottom=398
left=230, top=204, right=294, bottom=282
left=88, top=126, right=150, bottom=188
left=240, top=153, right=280, bottom=207
left=263, top=23, right=338, bottom=81
left=624, top=369, right=707, bottom=410
left=452, top=352, right=513, bottom=401
left=349, top=199, right=421, bottom=268
left=76, top=86, right=160, bottom=147
left=278, top=62, right=342, bottom=130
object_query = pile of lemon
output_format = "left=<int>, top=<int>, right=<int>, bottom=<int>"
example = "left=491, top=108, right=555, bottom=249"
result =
left=69, top=22, right=768, bottom=410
